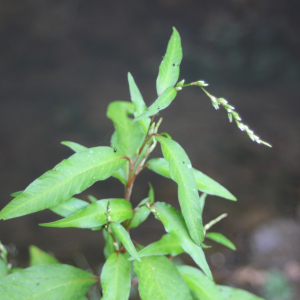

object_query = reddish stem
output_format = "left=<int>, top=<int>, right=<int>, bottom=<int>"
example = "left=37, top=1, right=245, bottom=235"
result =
left=131, top=278, right=139, bottom=287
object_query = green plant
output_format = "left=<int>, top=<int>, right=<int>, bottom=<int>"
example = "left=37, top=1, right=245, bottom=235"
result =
left=0, top=28, right=269, bottom=300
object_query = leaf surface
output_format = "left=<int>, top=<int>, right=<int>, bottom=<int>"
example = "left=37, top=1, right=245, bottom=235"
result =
left=218, top=285, right=266, bottom=300
left=177, top=265, right=222, bottom=300
left=150, top=202, right=212, bottom=280
left=128, top=72, right=150, bottom=134
left=110, top=223, right=141, bottom=262
left=29, top=245, right=59, bottom=266
left=101, top=253, right=131, bottom=300
left=155, top=136, right=204, bottom=244
left=0, top=264, right=97, bottom=300
left=134, top=255, right=192, bottom=300
left=134, top=87, right=177, bottom=121
left=156, top=27, right=182, bottom=96
left=41, top=199, right=132, bottom=228
left=147, top=157, right=236, bottom=200
left=107, top=101, right=145, bottom=157
left=0, top=147, right=126, bottom=220
left=61, top=141, right=88, bottom=153
left=206, top=232, right=236, bottom=250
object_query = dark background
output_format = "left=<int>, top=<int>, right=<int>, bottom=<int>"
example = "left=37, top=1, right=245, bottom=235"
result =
left=0, top=0, right=299, bottom=298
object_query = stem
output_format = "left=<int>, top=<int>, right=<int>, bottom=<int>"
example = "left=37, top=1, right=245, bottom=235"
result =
left=131, top=277, right=139, bottom=287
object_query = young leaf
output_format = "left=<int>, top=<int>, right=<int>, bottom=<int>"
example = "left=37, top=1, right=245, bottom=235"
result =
left=61, top=141, right=88, bottom=153
left=218, top=285, right=266, bottom=300
left=128, top=72, right=150, bottom=134
left=134, top=255, right=192, bottom=300
left=147, top=157, right=236, bottom=201
left=149, top=202, right=212, bottom=280
left=135, top=234, right=184, bottom=259
left=177, top=265, right=222, bottom=300
left=148, top=182, right=155, bottom=203
left=101, top=253, right=131, bottom=300
left=103, top=230, right=119, bottom=260
left=155, top=136, right=204, bottom=244
left=156, top=27, right=183, bottom=96
left=0, top=147, right=126, bottom=220
left=49, top=197, right=89, bottom=218
left=41, top=199, right=132, bottom=229
left=205, top=232, right=236, bottom=251
left=199, top=193, right=207, bottom=213
left=107, top=101, right=145, bottom=157
left=87, top=195, right=97, bottom=203
left=10, top=191, right=23, bottom=197
left=134, top=87, right=177, bottom=121
left=127, top=205, right=151, bottom=229
left=0, top=264, right=97, bottom=300
left=29, top=245, right=59, bottom=266
left=110, top=223, right=141, bottom=262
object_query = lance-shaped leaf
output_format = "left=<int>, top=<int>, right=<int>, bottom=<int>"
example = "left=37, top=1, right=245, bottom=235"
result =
left=29, top=245, right=59, bottom=266
left=128, top=72, right=150, bottom=134
left=134, top=255, right=192, bottom=300
left=199, top=193, right=207, bottom=213
left=101, top=253, right=131, bottom=300
left=177, top=265, right=222, bottom=300
left=155, top=136, right=204, bottom=244
left=107, top=101, right=145, bottom=157
left=110, top=222, right=141, bottom=262
left=0, top=264, right=97, bottom=300
left=149, top=202, right=212, bottom=280
left=0, top=147, right=126, bottom=220
left=61, top=141, right=88, bottom=153
left=10, top=191, right=23, bottom=197
left=103, top=230, right=119, bottom=259
left=135, top=234, right=184, bottom=259
left=156, top=27, right=182, bottom=96
left=218, top=285, right=266, bottom=300
left=41, top=199, right=132, bottom=228
left=206, top=232, right=236, bottom=251
left=127, top=205, right=151, bottom=229
left=134, top=87, right=177, bottom=121
left=49, top=197, right=89, bottom=218
left=148, top=182, right=155, bottom=203
left=147, top=158, right=236, bottom=201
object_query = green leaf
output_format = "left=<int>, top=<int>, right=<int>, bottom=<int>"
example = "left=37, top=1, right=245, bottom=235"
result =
left=87, top=195, right=97, bottom=203
left=0, top=264, right=97, bottom=300
left=127, top=205, right=151, bottom=229
left=29, top=245, right=59, bottom=266
left=112, top=167, right=127, bottom=185
left=101, top=253, right=131, bottom=300
left=135, top=234, right=184, bottom=259
left=107, top=101, right=145, bottom=157
left=155, top=136, right=204, bottom=244
left=103, top=230, right=117, bottom=259
left=147, top=157, right=236, bottom=200
left=110, top=223, right=141, bottom=262
left=149, top=202, right=212, bottom=280
left=148, top=182, right=155, bottom=203
left=134, top=255, right=192, bottom=300
left=128, top=72, right=150, bottom=134
left=49, top=197, right=89, bottom=218
left=199, top=193, right=207, bottom=213
left=218, top=285, right=266, bottom=300
left=156, top=27, right=183, bottom=96
left=0, top=147, right=126, bottom=220
left=0, top=259, right=7, bottom=279
left=206, top=232, right=236, bottom=250
left=177, top=265, right=222, bottom=300
left=61, top=141, right=88, bottom=153
left=10, top=191, right=23, bottom=197
left=41, top=199, right=132, bottom=228
left=134, top=87, right=177, bottom=121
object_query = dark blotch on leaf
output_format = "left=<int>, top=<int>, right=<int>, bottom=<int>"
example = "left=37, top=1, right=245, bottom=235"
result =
left=114, top=148, right=117, bottom=152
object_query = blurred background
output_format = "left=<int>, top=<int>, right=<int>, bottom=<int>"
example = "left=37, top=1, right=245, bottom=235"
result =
left=0, top=0, right=299, bottom=298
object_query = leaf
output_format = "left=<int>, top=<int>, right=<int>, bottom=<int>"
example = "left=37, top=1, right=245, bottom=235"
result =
left=103, top=230, right=117, bottom=259
left=112, top=167, right=127, bottom=185
left=41, top=199, right=132, bottom=228
left=29, top=245, right=59, bottom=266
left=107, top=101, right=145, bottom=157
left=10, top=268, right=23, bottom=273
left=134, top=255, right=192, bottom=300
left=0, top=147, right=126, bottom=220
left=128, top=72, right=150, bottom=134
left=49, top=197, right=89, bottom=218
left=0, top=264, right=97, bottom=300
left=134, top=87, right=177, bottom=121
left=87, top=195, right=97, bottom=203
left=155, top=136, right=204, bottom=244
left=149, top=202, right=212, bottom=280
left=206, top=232, right=236, bottom=251
left=135, top=234, right=184, bottom=259
left=101, top=253, right=131, bottom=300
left=156, top=27, right=183, bottom=96
left=10, top=191, right=23, bottom=197
left=177, top=265, right=222, bottom=300
left=0, top=259, right=7, bottom=279
left=148, top=182, right=155, bottom=203
left=110, top=223, right=141, bottom=262
left=127, top=205, right=151, bottom=229
left=199, top=193, right=207, bottom=213
left=218, top=285, right=266, bottom=300
left=147, top=157, right=236, bottom=200
left=61, top=141, right=88, bottom=153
